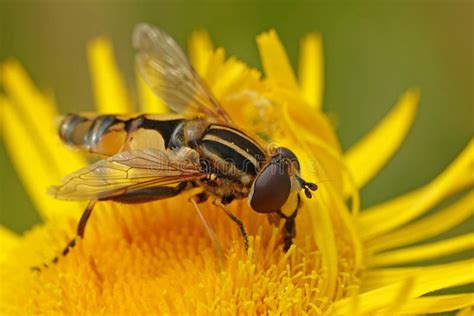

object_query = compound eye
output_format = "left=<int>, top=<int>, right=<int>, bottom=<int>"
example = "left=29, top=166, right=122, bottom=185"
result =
left=249, top=162, right=291, bottom=213
left=276, top=147, right=300, bottom=171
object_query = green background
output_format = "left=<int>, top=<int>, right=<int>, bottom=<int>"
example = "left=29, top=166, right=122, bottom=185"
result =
left=1, top=0, right=473, bottom=261
left=1, top=1, right=472, bottom=312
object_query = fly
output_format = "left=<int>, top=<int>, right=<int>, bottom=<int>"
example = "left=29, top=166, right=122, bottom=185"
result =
left=33, top=23, right=317, bottom=271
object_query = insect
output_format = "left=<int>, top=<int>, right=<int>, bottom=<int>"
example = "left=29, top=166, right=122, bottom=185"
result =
left=34, top=23, right=317, bottom=270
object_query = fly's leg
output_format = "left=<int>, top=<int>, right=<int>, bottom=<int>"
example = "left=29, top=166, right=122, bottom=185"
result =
left=189, top=192, right=224, bottom=262
left=280, top=195, right=301, bottom=252
left=273, top=213, right=296, bottom=252
left=77, top=199, right=96, bottom=238
left=214, top=199, right=249, bottom=251
left=282, top=214, right=296, bottom=252
left=31, top=199, right=97, bottom=272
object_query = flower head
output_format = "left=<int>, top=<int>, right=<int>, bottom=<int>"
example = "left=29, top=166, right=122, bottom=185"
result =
left=1, top=28, right=473, bottom=315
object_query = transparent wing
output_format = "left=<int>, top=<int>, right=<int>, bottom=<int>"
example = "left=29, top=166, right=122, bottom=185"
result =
left=133, top=23, right=232, bottom=123
left=49, top=148, right=205, bottom=200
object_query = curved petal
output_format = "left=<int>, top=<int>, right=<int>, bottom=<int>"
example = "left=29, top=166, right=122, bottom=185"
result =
left=1, top=62, right=86, bottom=219
left=369, top=233, right=474, bottom=267
left=0, top=226, right=19, bottom=264
left=274, top=89, right=341, bottom=150
left=200, top=48, right=226, bottom=90
left=87, top=38, right=131, bottom=113
left=188, top=29, right=213, bottom=75
left=367, top=190, right=474, bottom=252
left=395, top=294, right=474, bottom=314
left=1, top=97, right=85, bottom=219
left=358, top=139, right=474, bottom=240
left=378, top=277, right=415, bottom=315
left=344, top=89, right=420, bottom=192
left=1, top=61, right=84, bottom=176
left=361, top=259, right=474, bottom=292
left=298, top=33, right=324, bottom=110
left=334, top=259, right=474, bottom=314
left=458, top=306, right=474, bottom=316
left=326, top=181, right=363, bottom=272
left=307, top=189, right=338, bottom=299
left=256, top=30, right=298, bottom=91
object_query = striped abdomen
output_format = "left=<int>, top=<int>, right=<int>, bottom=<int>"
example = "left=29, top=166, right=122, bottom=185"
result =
left=199, top=124, right=267, bottom=186
left=59, top=114, right=185, bottom=156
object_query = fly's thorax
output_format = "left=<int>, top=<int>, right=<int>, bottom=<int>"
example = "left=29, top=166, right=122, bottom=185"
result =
left=198, top=124, right=267, bottom=187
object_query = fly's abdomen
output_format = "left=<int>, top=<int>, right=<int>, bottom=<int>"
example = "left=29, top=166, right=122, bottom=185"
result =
left=59, top=114, right=186, bottom=156
left=59, top=114, right=131, bottom=156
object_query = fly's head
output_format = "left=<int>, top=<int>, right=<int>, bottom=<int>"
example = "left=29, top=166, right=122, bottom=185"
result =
left=248, top=147, right=317, bottom=215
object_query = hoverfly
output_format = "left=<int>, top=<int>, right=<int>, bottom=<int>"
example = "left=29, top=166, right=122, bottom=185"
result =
left=36, top=23, right=317, bottom=270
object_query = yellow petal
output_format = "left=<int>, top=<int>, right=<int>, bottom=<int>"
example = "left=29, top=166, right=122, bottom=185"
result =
left=1, top=60, right=55, bottom=120
left=361, top=259, right=474, bottom=292
left=344, top=89, right=420, bottom=192
left=280, top=109, right=342, bottom=191
left=359, top=139, right=474, bottom=240
left=201, top=48, right=226, bottom=90
left=278, top=99, right=364, bottom=216
left=210, top=57, right=245, bottom=99
left=1, top=61, right=86, bottom=177
left=1, top=61, right=86, bottom=219
left=394, top=294, right=474, bottom=314
left=458, top=306, right=474, bottom=316
left=256, top=30, right=299, bottom=91
left=334, top=259, right=474, bottom=314
left=136, top=71, right=168, bottom=113
left=275, top=89, right=341, bottom=151
left=1, top=97, right=84, bottom=219
left=188, top=29, right=213, bottom=75
left=378, top=277, right=415, bottom=315
left=367, top=190, right=474, bottom=252
left=0, top=226, right=19, bottom=264
left=369, top=233, right=474, bottom=267
left=87, top=38, right=131, bottom=113
left=322, top=177, right=363, bottom=272
left=298, top=33, right=324, bottom=110
left=279, top=145, right=342, bottom=300
left=307, top=190, right=339, bottom=299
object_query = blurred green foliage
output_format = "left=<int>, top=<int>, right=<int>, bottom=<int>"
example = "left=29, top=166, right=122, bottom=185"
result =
left=1, top=1, right=472, bottom=237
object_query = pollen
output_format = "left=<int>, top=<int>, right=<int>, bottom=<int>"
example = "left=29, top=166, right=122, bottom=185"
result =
left=2, top=197, right=358, bottom=314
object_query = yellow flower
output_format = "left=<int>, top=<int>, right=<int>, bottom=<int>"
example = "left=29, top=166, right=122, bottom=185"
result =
left=1, top=28, right=473, bottom=315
